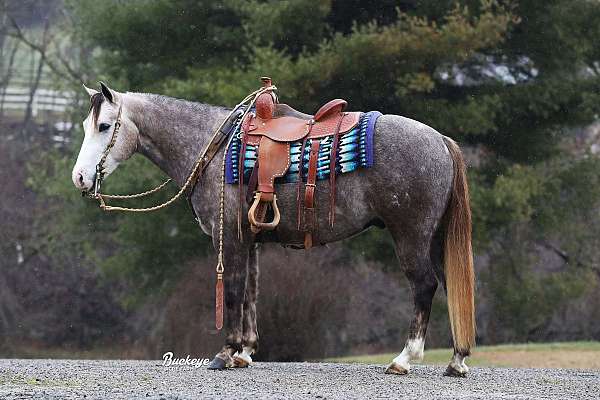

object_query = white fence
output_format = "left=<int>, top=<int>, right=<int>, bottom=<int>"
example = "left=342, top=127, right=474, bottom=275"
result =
left=1, top=86, right=75, bottom=116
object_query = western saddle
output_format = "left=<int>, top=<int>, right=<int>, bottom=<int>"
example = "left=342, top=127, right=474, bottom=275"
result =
left=241, top=77, right=361, bottom=248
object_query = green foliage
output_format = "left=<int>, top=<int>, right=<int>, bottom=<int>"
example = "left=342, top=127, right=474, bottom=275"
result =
left=534, top=156, right=600, bottom=232
left=482, top=230, right=593, bottom=342
left=470, top=164, right=543, bottom=247
left=30, top=130, right=210, bottom=306
left=66, top=0, right=245, bottom=90
left=163, top=1, right=515, bottom=113
left=163, top=45, right=297, bottom=105
left=472, top=155, right=600, bottom=342
left=472, top=154, right=600, bottom=246
left=233, top=0, right=332, bottom=55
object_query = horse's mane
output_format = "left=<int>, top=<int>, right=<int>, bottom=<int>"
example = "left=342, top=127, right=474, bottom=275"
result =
left=137, top=93, right=228, bottom=114
left=90, top=91, right=228, bottom=127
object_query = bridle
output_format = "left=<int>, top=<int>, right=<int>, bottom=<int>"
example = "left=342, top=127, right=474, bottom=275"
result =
left=85, top=102, right=176, bottom=204
left=81, top=82, right=277, bottom=330
left=87, top=103, right=124, bottom=199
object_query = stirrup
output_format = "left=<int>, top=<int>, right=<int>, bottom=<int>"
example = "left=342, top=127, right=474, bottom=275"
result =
left=248, top=192, right=281, bottom=232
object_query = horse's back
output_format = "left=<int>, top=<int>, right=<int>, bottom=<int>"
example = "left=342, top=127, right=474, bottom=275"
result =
left=362, top=113, right=455, bottom=232
left=373, top=114, right=453, bottom=176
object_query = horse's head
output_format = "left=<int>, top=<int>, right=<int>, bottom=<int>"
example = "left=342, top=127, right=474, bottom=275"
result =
left=72, top=82, right=139, bottom=193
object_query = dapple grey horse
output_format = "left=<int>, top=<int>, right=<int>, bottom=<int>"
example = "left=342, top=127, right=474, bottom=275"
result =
left=72, top=83, right=475, bottom=377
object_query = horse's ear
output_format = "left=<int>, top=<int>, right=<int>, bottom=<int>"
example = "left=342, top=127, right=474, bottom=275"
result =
left=99, top=81, right=117, bottom=103
left=83, top=83, right=99, bottom=98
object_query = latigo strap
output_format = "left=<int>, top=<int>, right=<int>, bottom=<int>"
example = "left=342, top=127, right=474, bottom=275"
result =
left=303, top=139, right=321, bottom=249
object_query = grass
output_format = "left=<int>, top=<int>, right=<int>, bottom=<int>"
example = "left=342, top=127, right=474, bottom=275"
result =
left=325, top=341, right=600, bottom=369
left=0, top=342, right=147, bottom=360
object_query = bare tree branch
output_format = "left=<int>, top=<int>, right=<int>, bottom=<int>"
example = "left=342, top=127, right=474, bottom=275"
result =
left=21, top=19, right=50, bottom=134
left=6, top=14, right=83, bottom=84
left=539, top=239, right=600, bottom=280
left=0, top=40, right=20, bottom=119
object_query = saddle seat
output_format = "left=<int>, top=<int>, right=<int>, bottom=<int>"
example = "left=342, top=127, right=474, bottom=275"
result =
left=245, top=99, right=361, bottom=144
left=241, top=78, right=361, bottom=248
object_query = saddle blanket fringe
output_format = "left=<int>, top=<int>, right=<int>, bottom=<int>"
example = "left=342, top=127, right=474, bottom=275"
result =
left=225, top=111, right=381, bottom=184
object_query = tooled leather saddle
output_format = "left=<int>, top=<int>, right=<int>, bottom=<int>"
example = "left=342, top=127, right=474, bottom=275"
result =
left=241, top=77, right=361, bottom=248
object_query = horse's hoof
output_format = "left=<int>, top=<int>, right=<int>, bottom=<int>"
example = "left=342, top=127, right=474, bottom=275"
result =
left=385, top=362, right=409, bottom=375
left=233, top=355, right=251, bottom=368
left=233, top=351, right=252, bottom=368
left=207, top=357, right=227, bottom=370
left=444, top=365, right=467, bottom=378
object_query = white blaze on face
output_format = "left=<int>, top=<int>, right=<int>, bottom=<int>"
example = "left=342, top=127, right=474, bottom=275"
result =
left=71, top=95, right=123, bottom=191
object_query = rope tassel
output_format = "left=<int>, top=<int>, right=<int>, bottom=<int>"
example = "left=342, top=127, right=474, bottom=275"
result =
left=215, top=272, right=224, bottom=330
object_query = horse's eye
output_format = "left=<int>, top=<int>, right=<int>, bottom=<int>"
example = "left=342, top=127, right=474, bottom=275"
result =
left=98, top=123, right=111, bottom=132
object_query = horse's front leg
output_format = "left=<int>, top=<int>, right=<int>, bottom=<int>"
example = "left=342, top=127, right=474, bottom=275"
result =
left=207, top=240, right=249, bottom=370
left=233, top=243, right=260, bottom=367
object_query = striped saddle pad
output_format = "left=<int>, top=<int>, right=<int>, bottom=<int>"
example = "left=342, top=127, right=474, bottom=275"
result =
left=225, top=111, right=381, bottom=185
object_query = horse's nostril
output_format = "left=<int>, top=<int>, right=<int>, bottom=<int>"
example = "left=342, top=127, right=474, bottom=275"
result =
left=78, top=173, right=84, bottom=186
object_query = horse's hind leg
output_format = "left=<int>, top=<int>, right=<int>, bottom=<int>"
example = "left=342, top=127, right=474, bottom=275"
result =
left=385, top=232, right=439, bottom=375
left=233, top=244, right=260, bottom=367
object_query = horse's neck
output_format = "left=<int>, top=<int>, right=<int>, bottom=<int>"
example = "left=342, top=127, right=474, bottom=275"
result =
left=125, top=93, right=227, bottom=186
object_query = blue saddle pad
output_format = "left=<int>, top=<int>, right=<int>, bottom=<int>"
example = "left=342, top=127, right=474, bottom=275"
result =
left=225, top=111, right=381, bottom=185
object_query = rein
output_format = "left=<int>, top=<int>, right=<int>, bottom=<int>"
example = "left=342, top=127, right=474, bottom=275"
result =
left=88, top=85, right=276, bottom=211
left=86, top=84, right=277, bottom=330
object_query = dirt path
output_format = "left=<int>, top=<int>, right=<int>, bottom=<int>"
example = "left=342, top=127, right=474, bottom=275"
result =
left=0, top=359, right=598, bottom=399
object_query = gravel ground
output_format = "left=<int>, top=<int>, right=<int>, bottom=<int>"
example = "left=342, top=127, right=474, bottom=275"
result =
left=0, top=359, right=598, bottom=399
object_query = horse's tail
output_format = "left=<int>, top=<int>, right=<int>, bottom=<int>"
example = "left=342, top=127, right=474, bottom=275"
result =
left=442, top=136, right=475, bottom=355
